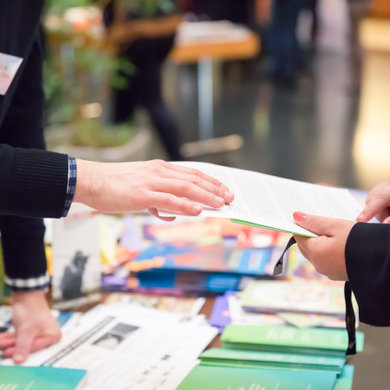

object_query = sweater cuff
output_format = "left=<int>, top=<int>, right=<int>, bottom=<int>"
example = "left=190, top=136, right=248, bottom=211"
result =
left=6, top=273, right=50, bottom=292
left=62, top=157, right=77, bottom=217
left=346, top=222, right=390, bottom=326
left=6, top=148, right=69, bottom=218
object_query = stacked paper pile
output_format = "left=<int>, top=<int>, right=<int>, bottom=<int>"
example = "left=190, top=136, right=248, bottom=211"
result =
left=221, top=325, right=364, bottom=357
left=100, top=214, right=286, bottom=295
left=1, top=300, right=217, bottom=390
left=177, top=324, right=363, bottom=390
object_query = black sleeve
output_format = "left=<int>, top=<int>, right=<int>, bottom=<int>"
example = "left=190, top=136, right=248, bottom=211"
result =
left=0, top=1, right=69, bottom=219
left=345, top=222, right=390, bottom=326
left=0, top=146, right=69, bottom=219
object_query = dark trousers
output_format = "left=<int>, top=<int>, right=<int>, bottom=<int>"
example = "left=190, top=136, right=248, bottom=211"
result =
left=113, top=36, right=183, bottom=161
left=270, top=0, right=305, bottom=82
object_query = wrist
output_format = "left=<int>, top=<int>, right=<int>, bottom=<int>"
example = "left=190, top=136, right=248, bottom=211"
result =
left=11, top=290, right=48, bottom=307
left=74, top=159, right=99, bottom=206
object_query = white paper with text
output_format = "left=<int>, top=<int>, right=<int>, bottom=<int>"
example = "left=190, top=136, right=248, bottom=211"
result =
left=3, top=303, right=217, bottom=390
left=166, top=162, right=364, bottom=237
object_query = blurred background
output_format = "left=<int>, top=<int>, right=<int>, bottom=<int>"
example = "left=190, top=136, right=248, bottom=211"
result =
left=41, top=1, right=390, bottom=387
left=43, top=0, right=390, bottom=192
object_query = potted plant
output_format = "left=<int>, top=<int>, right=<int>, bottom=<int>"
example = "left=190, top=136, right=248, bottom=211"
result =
left=43, top=0, right=152, bottom=162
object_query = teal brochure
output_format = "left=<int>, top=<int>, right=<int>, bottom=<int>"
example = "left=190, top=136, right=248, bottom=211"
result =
left=334, top=365, right=354, bottom=390
left=221, top=325, right=364, bottom=356
left=0, top=365, right=87, bottom=390
left=176, top=365, right=337, bottom=390
left=199, top=348, right=346, bottom=373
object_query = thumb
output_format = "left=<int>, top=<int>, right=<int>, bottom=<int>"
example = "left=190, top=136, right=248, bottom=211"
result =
left=12, top=328, right=36, bottom=364
left=293, top=211, right=336, bottom=236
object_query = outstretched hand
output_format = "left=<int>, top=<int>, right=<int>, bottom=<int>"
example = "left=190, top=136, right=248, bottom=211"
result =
left=357, top=176, right=390, bottom=223
left=0, top=291, right=61, bottom=364
left=74, top=159, right=234, bottom=219
left=292, top=212, right=355, bottom=280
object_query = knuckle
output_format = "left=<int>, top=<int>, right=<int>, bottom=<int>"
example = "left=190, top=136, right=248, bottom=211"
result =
left=152, top=158, right=164, bottom=165
left=150, top=159, right=165, bottom=171
left=181, top=181, right=192, bottom=192
left=191, top=176, right=201, bottom=186
left=146, top=191, right=158, bottom=205
left=192, top=169, right=202, bottom=177
left=165, top=194, right=177, bottom=207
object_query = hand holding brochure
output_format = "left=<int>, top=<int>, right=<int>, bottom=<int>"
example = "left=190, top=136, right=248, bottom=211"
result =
left=164, top=162, right=363, bottom=237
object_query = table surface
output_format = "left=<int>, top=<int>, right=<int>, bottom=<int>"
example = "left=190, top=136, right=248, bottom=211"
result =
left=85, top=292, right=388, bottom=389
left=170, top=31, right=260, bottom=63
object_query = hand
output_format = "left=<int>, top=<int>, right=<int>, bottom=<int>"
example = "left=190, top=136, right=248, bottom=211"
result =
left=357, top=176, right=390, bottom=223
left=74, top=159, right=234, bottom=219
left=0, top=290, right=61, bottom=364
left=292, top=212, right=355, bottom=280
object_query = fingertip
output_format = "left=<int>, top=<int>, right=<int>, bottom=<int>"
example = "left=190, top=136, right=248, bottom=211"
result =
left=13, top=353, right=25, bottom=364
left=224, top=191, right=234, bottom=203
left=192, top=205, right=202, bottom=215
left=356, top=212, right=365, bottom=222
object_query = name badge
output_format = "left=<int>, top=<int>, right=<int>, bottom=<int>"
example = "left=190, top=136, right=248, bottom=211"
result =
left=0, top=52, right=23, bottom=96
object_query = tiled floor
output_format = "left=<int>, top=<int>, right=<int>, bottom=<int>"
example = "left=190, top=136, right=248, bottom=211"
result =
left=165, top=51, right=362, bottom=186
left=162, top=48, right=390, bottom=389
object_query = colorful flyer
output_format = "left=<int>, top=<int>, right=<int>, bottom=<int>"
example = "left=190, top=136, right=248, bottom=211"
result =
left=0, top=53, right=23, bottom=95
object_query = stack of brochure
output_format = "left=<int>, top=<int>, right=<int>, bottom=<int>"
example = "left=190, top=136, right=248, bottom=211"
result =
left=208, top=289, right=347, bottom=333
left=100, top=214, right=285, bottom=295
left=177, top=324, right=362, bottom=390
left=239, top=280, right=346, bottom=317
left=221, top=325, right=364, bottom=357
left=199, top=348, right=346, bottom=372
left=177, top=364, right=355, bottom=390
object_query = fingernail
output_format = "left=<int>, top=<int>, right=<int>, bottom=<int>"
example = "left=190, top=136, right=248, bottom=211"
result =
left=193, top=205, right=202, bottom=213
left=293, top=211, right=306, bottom=222
left=356, top=213, right=364, bottom=222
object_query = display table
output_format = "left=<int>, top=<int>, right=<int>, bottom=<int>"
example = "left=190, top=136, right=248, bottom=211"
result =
left=170, top=21, right=260, bottom=149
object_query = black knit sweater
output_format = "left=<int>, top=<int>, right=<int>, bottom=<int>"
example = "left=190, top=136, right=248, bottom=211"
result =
left=0, top=0, right=68, bottom=283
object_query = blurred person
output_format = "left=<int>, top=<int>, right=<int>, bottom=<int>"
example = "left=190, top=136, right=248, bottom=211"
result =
left=255, top=0, right=273, bottom=56
left=347, top=0, right=371, bottom=92
left=103, top=0, right=184, bottom=161
left=269, top=0, right=306, bottom=88
left=190, top=0, right=254, bottom=25
left=0, top=0, right=234, bottom=364
left=292, top=174, right=390, bottom=326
